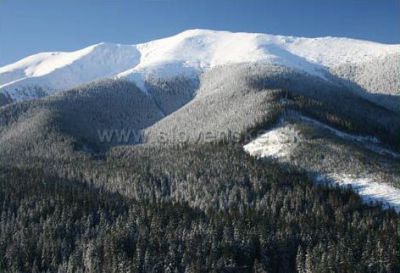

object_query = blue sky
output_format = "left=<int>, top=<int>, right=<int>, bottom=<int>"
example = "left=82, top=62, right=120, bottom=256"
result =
left=0, top=0, right=399, bottom=66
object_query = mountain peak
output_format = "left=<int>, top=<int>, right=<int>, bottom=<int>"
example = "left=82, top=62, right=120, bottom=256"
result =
left=0, top=29, right=398, bottom=102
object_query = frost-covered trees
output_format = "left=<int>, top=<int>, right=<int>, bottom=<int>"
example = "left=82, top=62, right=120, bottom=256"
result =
left=0, top=144, right=398, bottom=272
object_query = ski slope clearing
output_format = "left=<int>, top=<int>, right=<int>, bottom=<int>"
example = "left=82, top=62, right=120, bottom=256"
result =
left=316, top=174, right=400, bottom=213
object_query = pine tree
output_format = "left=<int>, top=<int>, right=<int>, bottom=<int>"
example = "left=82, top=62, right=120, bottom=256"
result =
left=296, top=246, right=305, bottom=273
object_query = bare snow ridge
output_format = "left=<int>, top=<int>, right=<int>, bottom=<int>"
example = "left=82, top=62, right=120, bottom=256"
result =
left=1, top=29, right=398, bottom=101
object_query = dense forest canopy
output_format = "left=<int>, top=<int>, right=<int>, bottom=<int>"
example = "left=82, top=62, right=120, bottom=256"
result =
left=0, top=144, right=398, bottom=273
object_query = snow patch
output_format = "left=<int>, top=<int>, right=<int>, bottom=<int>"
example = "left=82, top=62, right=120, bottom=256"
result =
left=243, top=125, right=301, bottom=159
left=316, top=174, right=400, bottom=213
left=244, top=115, right=400, bottom=213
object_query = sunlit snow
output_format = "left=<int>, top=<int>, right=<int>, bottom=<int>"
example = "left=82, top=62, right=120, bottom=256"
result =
left=1, top=29, right=398, bottom=100
left=244, top=116, right=400, bottom=213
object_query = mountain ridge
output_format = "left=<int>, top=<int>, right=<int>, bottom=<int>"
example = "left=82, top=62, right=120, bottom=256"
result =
left=1, top=29, right=399, bottom=110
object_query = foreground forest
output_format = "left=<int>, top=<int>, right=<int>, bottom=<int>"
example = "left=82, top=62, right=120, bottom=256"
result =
left=0, top=144, right=398, bottom=273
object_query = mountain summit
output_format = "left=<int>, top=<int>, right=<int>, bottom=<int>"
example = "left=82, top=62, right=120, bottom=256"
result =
left=1, top=29, right=399, bottom=109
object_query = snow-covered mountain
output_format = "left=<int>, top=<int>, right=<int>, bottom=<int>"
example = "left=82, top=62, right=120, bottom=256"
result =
left=1, top=29, right=399, bottom=104
left=0, top=46, right=399, bottom=213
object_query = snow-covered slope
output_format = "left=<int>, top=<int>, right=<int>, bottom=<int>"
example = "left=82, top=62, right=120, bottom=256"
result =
left=0, top=43, right=140, bottom=100
left=1, top=29, right=399, bottom=101
left=244, top=115, right=400, bottom=212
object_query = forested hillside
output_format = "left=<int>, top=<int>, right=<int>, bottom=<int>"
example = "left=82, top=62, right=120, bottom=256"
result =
left=0, top=59, right=399, bottom=273
left=0, top=144, right=399, bottom=273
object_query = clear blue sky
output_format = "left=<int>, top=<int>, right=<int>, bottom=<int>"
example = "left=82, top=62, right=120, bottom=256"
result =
left=1, top=0, right=399, bottom=66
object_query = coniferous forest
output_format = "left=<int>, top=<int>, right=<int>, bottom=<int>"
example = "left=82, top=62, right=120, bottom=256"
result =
left=0, top=144, right=398, bottom=273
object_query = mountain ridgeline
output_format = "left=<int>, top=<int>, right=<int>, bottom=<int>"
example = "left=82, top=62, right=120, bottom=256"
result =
left=1, top=29, right=399, bottom=110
